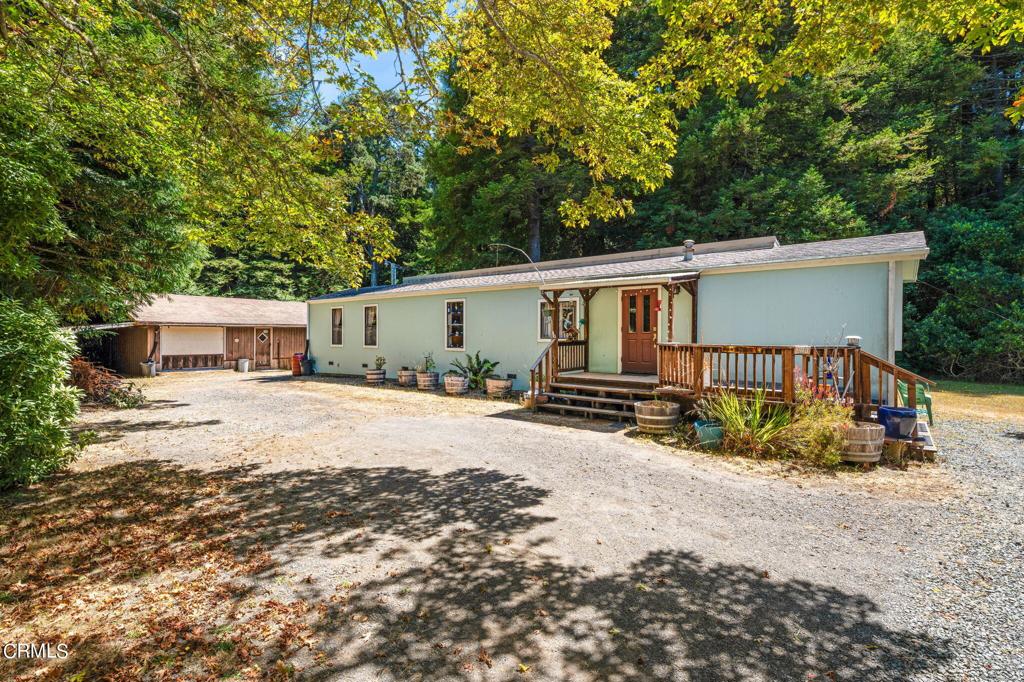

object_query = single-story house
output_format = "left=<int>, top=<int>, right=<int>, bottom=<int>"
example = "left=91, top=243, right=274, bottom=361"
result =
left=308, top=232, right=926, bottom=383
left=95, top=294, right=307, bottom=376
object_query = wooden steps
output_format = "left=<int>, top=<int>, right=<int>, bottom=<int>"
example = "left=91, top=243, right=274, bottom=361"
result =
left=538, top=373, right=659, bottom=421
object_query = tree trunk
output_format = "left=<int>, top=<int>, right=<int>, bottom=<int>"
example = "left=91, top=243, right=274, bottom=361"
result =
left=528, top=188, right=541, bottom=263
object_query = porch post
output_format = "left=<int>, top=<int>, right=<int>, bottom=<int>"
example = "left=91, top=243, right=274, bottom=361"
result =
left=550, top=289, right=561, bottom=377
left=581, top=288, right=599, bottom=370
left=661, top=283, right=680, bottom=343
left=682, top=279, right=699, bottom=344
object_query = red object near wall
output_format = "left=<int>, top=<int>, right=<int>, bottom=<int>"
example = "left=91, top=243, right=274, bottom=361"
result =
left=291, top=353, right=303, bottom=376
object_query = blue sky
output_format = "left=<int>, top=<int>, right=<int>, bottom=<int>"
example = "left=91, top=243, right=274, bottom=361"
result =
left=317, top=50, right=410, bottom=104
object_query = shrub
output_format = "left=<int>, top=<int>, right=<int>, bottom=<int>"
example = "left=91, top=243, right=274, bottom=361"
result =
left=0, top=299, right=81, bottom=489
left=695, top=390, right=791, bottom=458
left=783, top=388, right=855, bottom=468
left=451, top=351, right=500, bottom=389
left=374, top=355, right=386, bottom=370
left=69, top=357, right=146, bottom=409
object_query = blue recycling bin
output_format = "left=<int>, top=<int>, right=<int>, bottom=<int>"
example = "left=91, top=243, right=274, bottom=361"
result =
left=877, top=405, right=917, bottom=440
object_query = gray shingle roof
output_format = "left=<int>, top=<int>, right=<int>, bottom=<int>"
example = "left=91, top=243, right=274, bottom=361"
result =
left=311, top=232, right=927, bottom=301
left=132, top=294, right=306, bottom=326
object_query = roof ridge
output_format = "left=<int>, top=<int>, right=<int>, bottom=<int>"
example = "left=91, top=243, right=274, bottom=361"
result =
left=403, top=235, right=779, bottom=285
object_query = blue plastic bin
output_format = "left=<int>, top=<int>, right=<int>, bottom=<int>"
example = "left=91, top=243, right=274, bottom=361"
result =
left=694, top=420, right=724, bottom=449
left=877, top=405, right=917, bottom=439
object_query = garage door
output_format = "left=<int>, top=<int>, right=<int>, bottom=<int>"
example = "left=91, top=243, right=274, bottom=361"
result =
left=159, top=326, right=225, bottom=370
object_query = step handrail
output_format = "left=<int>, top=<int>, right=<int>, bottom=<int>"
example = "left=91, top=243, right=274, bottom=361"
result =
left=529, top=338, right=557, bottom=409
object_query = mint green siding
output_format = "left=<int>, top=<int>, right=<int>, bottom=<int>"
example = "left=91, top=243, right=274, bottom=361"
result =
left=586, top=287, right=692, bottom=373
left=308, top=287, right=581, bottom=389
left=307, top=261, right=897, bottom=386
left=697, top=263, right=890, bottom=357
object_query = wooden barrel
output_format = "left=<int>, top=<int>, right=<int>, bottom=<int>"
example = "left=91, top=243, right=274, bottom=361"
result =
left=485, top=378, right=513, bottom=398
left=842, top=422, right=885, bottom=463
left=365, top=368, right=386, bottom=385
left=416, top=371, right=439, bottom=390
left=634, top=401, right=681, bottom=434
left=444, top=375, right=469, bottom=395
left=397, top=370, right=417, bottom=387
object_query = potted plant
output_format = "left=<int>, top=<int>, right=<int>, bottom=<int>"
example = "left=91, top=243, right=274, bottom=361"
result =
left=397, top=365, right=417, bottom=387
left=482, top=361, right=513, bottom=398
left=444, top=369, right=469, bottom=395
left=365, top=356, right=386, bottom=385
left=452, top=352, right=500, bottom=391
left=415, top=353, right=438, bottom=390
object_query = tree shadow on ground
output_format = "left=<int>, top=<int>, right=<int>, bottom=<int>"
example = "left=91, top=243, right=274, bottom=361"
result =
left=488, top=408, right=630, bottom=433
left=1, top=460, right=949, bottom=681
left=73, top=417, right=223, bottom=443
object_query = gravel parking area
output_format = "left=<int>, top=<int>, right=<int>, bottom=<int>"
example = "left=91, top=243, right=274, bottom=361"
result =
left=24, top=371, right=1024, bottom=679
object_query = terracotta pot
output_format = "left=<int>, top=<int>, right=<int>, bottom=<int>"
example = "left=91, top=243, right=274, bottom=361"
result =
left=397, top=369, right=418, bottom=387
left=485, top=377, right=513, bottom=398
left=444, top=375, right=469, bottom=395
left=416, top=371, right=439, bottom=390
left=365, top=368, right=386, bottom=385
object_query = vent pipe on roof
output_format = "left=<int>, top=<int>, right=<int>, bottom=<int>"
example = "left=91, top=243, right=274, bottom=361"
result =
left=683, top=239, right=696, bottom=261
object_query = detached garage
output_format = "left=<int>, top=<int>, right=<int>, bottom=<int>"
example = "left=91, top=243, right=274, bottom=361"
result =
left=98, top=294, right=307, bottom=376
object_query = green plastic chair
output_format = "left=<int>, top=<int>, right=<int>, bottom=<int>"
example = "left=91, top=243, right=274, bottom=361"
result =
left=896, top=380, right=933, bottom=425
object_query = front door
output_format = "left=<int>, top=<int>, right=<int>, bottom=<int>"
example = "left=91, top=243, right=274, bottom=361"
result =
left=621, top=288, right=658, bottom=374
left=255, top=327, right=272, bottom=368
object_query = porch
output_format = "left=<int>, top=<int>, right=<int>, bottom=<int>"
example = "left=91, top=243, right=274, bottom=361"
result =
left=533, top=339, right=931, bottom=407
left=531, top=338, right=934, bottom=449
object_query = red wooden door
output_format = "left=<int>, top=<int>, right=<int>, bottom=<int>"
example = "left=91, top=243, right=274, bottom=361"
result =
left=621, top=288, right=658, bottom=373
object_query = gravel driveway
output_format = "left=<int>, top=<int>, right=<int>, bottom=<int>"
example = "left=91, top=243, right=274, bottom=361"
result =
left=72, top=370, right=1023, bottom=681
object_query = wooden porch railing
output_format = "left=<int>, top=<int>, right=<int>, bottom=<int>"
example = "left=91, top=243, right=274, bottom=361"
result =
left=529, top=338, right=587, bottom=408
left=657, top=343, right=932, bottom=408
left=557, top=339, right=587, bottom=373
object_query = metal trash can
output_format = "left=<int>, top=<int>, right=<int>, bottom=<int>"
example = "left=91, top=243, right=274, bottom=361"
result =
left=139, top=360, right=157, bottom=377
left=877, top=405, right=917, bottom=439
left=236, top=358, right=250, bottom=373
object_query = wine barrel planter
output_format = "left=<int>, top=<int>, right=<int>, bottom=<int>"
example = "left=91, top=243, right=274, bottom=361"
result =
left=365, top=368, right=386, bottom=385
left=397, top=369, right=417, bottom=387
left=485, top=377, right=513, bottom=398
left=634, top=400, right=681, bottom=435
left=416, top=371, right=439, bottom=391
left=842, top=422, right=885, bottom=463
left=444, top=375, right=469, bottom=395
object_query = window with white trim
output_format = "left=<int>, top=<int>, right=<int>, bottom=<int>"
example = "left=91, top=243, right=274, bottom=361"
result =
left=331, top=307, right=343, bottom=346
left=363, top=305, right=378, bottom=347
left=539, top=299, right=579, bottom=340
left=445, top=300, right=465, bottom=350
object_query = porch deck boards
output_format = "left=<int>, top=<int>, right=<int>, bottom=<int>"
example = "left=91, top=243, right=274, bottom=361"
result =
left=558, top=371, right=658, bottom=386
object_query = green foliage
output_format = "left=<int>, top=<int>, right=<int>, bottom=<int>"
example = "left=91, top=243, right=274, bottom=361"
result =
left=695, top=391, right=792, bottom=459
left=374, top=356, right=387, bottom=371
left=451, top=352, right=501, bottom=389
left=783, top=394, right=856, bottom=469
left=417, top=353, right=437, bottom=373
left=0, top=300, right=81, bottom=489
left=904, top=204, right=1024, bottom=381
